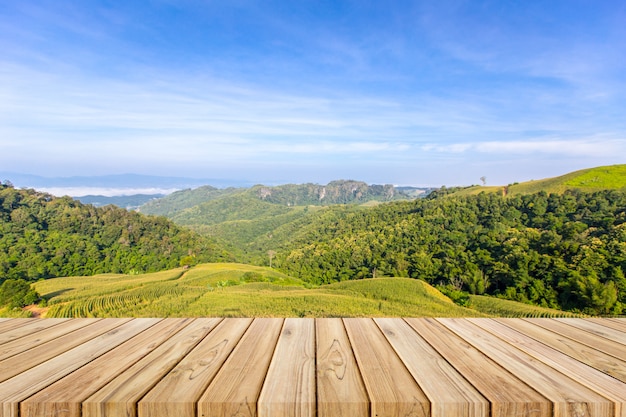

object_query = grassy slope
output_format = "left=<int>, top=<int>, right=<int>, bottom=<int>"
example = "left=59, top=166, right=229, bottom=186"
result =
left=453, top=164, right=626, bottom=197
left=10, top=263, right=578, bottom=318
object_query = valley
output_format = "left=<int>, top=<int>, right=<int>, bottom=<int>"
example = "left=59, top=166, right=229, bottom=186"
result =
left=1, top=165, right=626, bottom=318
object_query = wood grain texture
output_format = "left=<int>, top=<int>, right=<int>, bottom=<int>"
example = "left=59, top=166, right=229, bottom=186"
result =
left=0, top=318, right=623, bottom=417
left=472, top=319, right=626, bottom=417
left=0, top=318, right=130, bottom=383
left=138, top=318, right=252, bottom=417
left=82, top=318, right=221, bottom=417
left=198, top=318, right=284, bottom=417
left=497, top=318, right=626, bottom=383
left=375, top=318, right=488, bottom=417
left=0, top=319, right=68, bottom=346
left=0, top=319, right=46, bottom=336
left=556, top=318, right=626, bottom=345
left=406, top=317, right=551, bottom=417
left=20, top=318, right=192, bottom=417
left=440, top=318, right=613, bottom=417
left=315, top=318, right=369, bottom=417
left=344, top=318, right=430, bottom=417
left=258, top=318, right=316, bottom=417
left=590, top=318, right=626, bottom=333
left=528, top=318, right=626, bottom=361
left=607, top=318, right=626, bottom=328
left=0, top=318, right=95, bottom=361
left=0, top=318, right=158, bottom=417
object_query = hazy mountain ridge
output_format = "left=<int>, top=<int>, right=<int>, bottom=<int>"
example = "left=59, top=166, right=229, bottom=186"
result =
left=139, top=180, right=425, bottom=217
left=0, top=172, right=255, bottom=197
left=76, top=194, right=164, bottom=210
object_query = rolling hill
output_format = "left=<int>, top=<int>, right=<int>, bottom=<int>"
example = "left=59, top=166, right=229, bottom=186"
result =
left=139, top=180, right=422, bottom=217
left=138, top=180, right=423, bottom=260
left=13, top=263, right=581, bottom=318
left=451, top=164, right=626, bottom=197
left=0, top=183, right=228, bottom=283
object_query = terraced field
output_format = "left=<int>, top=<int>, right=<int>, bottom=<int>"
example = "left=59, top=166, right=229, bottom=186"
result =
left=9, top=264, right=583, bottom=318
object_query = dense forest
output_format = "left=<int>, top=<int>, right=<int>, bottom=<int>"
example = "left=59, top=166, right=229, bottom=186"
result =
left=0, top=183, right=228, bottom=282
left=2, top=175, right=626, bottom=316
left=270, top=190, right=626, bottom=315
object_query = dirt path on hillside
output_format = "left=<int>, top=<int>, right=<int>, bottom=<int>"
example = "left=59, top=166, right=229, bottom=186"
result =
left=23, top=304, right=49, bottom=318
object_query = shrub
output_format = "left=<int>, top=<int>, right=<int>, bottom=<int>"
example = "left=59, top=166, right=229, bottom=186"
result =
left=0, top=279, right=40, bottom=308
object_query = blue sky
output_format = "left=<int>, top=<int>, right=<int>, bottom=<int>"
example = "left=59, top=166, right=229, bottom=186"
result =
left=1, top=0, right=625, bottom=187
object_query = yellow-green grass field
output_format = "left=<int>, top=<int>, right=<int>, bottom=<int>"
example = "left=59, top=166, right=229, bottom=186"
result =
left=452, top=164, right=626, bottom=197
left=0, top=263, right=581, bottom=318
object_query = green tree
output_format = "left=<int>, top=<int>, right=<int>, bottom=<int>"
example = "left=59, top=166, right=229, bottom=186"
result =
left=0, top=279, right=39, bottom=308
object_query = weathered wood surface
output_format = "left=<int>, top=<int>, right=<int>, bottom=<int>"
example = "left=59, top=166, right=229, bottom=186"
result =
left=0, top=318, right=623, bottom=417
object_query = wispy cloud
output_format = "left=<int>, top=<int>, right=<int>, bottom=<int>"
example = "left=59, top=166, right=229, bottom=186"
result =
left=422, top=137, right=626, bottom=157
left=1, top=1, right=625, bottom=185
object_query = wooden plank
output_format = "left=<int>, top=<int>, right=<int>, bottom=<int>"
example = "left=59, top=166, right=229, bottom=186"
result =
left=405, top=317, right=551, bottom=417
left=0, top=318, right=130, bottom=383
left=590, top=318, right=626, bottom=333
left=83, top=318, right=222, bottom=417
left=472, top=318, right=626, bottom=417
left=138, top=318, right=253, bottom=417
left=315, top=318, right=368, bottom=417
left=0, top=319, right=68, bottom=345
left=0, top=318, right=96, bottom=361
left=0, top=319, right=36, bottom=334
left=344, top=318, right=429, bottom=417
left=258, top=318, right=316, bottom=417
left=497, top=318, right=626, bottom=383
left=375, top=318, right=488, bottom=417
left=0, top=318, right=159, bottom=417
left=20, top=318, right=193, bottom=417
left=556, top=318, right=626, bottom=345
left=528, top=318, right=626, bottom=361
left=607, top=318, right=626, bottom=328
left=440, top=318, right=614, bottom=417
left=197, top=318, right=284, bottom=417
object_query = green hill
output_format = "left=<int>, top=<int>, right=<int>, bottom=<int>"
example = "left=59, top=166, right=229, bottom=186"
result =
left=451, top=164, right=626, bottom=197
left=270, top=189, right=626, bottom=315
left=138, top=185, right=240, bottom=217
left=0, top=183, right=228, bottom=283
left=139, top=180, right=416, bottom=261
left=139, top=180, right=417, bottom=218
left=5, top=263, right=578, bottom=318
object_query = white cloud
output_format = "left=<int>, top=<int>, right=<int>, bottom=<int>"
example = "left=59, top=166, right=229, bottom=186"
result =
left=421, top=138, right=626, bottom=157
left=38, top=187, right=180, bottom=197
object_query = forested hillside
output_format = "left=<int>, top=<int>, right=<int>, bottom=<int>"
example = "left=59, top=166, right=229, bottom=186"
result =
left=270, top=190, right=626, bottom=315
left=139, top=180, right=419, bottom=217
left=139, top=185, right=240, bottom=217
left=0, top=183, right=228, bottom=282
left=138, top=180, right=424, bottom=259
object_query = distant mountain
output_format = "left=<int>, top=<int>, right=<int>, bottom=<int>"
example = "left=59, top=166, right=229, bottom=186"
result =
left=140, top=180, right=427, bottom=216
left=0, top=172, right=254, bottom=196
left=138, top=180, right=429, bottom=260
left=75, top=194, right=165, bottom=210
left=138, top=186, right=241, bottom=217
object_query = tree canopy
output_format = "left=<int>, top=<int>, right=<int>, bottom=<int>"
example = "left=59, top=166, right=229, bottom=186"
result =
left=270, top=189, right=626, bottom=315
left=0, top=184, right=229, bottom=283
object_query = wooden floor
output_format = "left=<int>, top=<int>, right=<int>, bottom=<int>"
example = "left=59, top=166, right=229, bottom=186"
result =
left=0, top=318, right=625, bottom=417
